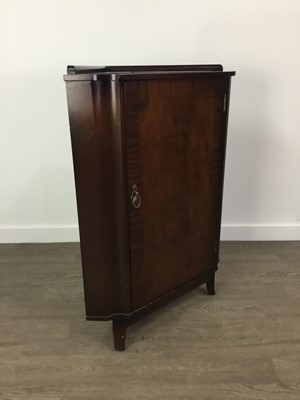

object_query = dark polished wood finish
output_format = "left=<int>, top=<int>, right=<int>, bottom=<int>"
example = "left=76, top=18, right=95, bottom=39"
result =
left=112, top=318, right=127, bottom=351
left=206, top=274, right=216, bottom=295
left=67, top=64, right=223, bottom=75
left=124, top=77, right=228, bottom=310
left=65, top=80, right=131, bottom=318
left=64, top=65, right=235, bottom=350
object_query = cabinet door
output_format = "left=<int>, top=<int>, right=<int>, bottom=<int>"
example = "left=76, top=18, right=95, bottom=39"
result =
left=124, top=77, right=228, bottom=311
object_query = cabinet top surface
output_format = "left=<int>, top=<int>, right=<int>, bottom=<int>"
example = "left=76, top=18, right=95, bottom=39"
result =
left=64, top=64, right=235, bottom=81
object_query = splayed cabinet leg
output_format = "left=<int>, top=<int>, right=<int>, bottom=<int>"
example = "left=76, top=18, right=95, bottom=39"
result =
left=112, top=318, right=127, bottom=351
left=206, top=273, right=216, bottom=295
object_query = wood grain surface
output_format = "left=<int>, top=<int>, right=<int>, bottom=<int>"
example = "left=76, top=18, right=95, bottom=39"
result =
left=65, top=80, right=131, bottom=318
left=124, top=77, right=228, bottom=310
left=0, top=241, right=299, bottom=399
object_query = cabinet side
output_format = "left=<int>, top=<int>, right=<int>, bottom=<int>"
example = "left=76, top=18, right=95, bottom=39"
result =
left=214, top=77, right=233, bottom=260
left=65, top=80, right=131, bottom=319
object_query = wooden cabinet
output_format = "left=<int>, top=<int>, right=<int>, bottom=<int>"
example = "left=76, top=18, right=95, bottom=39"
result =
left=64, top=65, right=235, bottom=350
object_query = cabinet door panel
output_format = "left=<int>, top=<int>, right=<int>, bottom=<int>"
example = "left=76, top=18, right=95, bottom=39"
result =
left=124, top=78, right=228, bottom=311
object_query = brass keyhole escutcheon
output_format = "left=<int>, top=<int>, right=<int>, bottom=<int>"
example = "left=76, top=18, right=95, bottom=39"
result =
left=130, top=184, right=141, bottom=209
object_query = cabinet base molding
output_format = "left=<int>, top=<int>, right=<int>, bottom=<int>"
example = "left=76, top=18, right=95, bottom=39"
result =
left=87, top=268, right=217, bottom=351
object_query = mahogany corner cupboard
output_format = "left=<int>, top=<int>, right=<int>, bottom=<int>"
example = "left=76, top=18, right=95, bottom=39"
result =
left=64, top=64, right=235, bottom=350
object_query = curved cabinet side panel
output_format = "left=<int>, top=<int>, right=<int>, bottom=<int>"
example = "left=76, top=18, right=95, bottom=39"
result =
left=65, top=80, right=130, bottom=318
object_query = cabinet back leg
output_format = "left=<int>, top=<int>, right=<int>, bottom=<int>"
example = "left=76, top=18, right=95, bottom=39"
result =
left=206, top=273, right=216, bottom=295
left=112, top=318, right=127, bottom=351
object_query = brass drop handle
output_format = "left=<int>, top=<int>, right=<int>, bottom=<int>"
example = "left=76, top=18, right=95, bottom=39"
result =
left=130, top=184, right=141, bottom=209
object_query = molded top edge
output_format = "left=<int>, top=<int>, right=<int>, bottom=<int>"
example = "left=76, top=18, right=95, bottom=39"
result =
left=64, top=64, right=236, bottom=81
left=64, top=69, right=235, bottom=82
left=67, top=64, right=224, bottom=75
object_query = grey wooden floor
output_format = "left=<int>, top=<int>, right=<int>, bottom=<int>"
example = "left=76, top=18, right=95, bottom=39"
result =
left=0, top=242, right=299, bottom=399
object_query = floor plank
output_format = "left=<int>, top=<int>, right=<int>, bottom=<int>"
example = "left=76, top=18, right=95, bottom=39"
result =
left=0, top=241, right=299, bottom=399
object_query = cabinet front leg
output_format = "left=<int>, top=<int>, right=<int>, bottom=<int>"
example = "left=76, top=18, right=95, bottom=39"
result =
left=112, top=318, right=127, bottom=351
left=206, top=273, right=216, bottom=295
